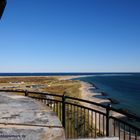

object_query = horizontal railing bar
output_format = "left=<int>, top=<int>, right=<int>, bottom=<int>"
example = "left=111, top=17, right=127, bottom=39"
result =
left=28, top=91, right=63, bottom=98
left=30, top=96, right=62, bottom=103
left=110, top=116, right=140, bottom=131
left=0, top=89, right=63, bottom=98
left=65, top=96, right=107, bottom=109
left=65, top=101, right=106, bottom=116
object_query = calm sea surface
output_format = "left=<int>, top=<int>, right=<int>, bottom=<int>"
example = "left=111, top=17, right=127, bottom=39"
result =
left=0, top=73, right=140, bottom=116
left=74, top=73, right=140, bottom=117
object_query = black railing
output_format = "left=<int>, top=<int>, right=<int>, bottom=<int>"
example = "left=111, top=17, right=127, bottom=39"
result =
left=0, top=90, right=140, bottom=140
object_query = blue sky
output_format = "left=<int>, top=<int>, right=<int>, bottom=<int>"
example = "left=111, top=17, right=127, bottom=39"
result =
left=0, top=0, right=140, bottom=72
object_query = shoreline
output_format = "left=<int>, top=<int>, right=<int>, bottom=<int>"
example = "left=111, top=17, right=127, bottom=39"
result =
left=79, top=81, right=111, bottom=105
left=60, top=75, right=120, bottom=106
left=59, top=75, right=113, bottom=106
left=59, top=75, right=112, bottom=105
left=60, top=75, right=112, bottom=107
left=62, top=76, right=124, bottom=118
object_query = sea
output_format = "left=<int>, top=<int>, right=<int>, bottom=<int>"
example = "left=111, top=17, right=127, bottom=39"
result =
left=0, top=72, right=140, bottom=117
left=73, top=73, right=140, bottom=117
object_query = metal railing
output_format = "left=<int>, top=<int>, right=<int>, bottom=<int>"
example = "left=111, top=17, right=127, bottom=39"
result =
left=0, top=90, right=140, bottom=140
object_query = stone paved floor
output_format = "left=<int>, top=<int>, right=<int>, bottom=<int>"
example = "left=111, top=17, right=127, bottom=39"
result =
left=0, top=92, right=65, bottom=140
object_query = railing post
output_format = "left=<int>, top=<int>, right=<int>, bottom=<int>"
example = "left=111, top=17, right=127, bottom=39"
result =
left=62, top=93, right=66, bottom=128
left=106, top=104, right=112, bottom=137
left=25, top=90, right=28, bottom=96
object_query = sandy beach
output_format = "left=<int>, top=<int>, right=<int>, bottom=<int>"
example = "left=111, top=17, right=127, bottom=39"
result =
left=74, top=78, right=125, bottom=119
left=59, top=75, right=111, bottom=108
left=80, top=81, right=110, bottom=104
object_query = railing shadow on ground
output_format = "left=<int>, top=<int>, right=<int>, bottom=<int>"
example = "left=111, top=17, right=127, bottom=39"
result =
left=0, top=89, right=140, bottom=140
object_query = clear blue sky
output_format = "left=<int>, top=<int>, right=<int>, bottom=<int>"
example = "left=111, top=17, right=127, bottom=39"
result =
left=0, top=0, right=140, bottom=72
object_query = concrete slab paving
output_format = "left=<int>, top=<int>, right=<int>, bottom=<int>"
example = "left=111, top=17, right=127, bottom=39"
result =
left=0, top=92, right=65, bottom=140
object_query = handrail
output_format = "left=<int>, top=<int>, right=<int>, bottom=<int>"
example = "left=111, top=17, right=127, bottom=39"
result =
left=65, top=95, right=107, bottom=109
left=31, top=96, right=62, bottom=103
left=28, top=91, right=63, bottom=98
left=0, top=89, right=63, bottom=97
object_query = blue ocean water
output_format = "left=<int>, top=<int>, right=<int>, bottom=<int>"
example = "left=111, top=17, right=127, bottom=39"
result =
left=74, top=73, right=140, bottom=117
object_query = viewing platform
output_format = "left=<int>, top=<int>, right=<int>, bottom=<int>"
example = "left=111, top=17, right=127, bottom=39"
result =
left=0, top=92, right=65, bottom=140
